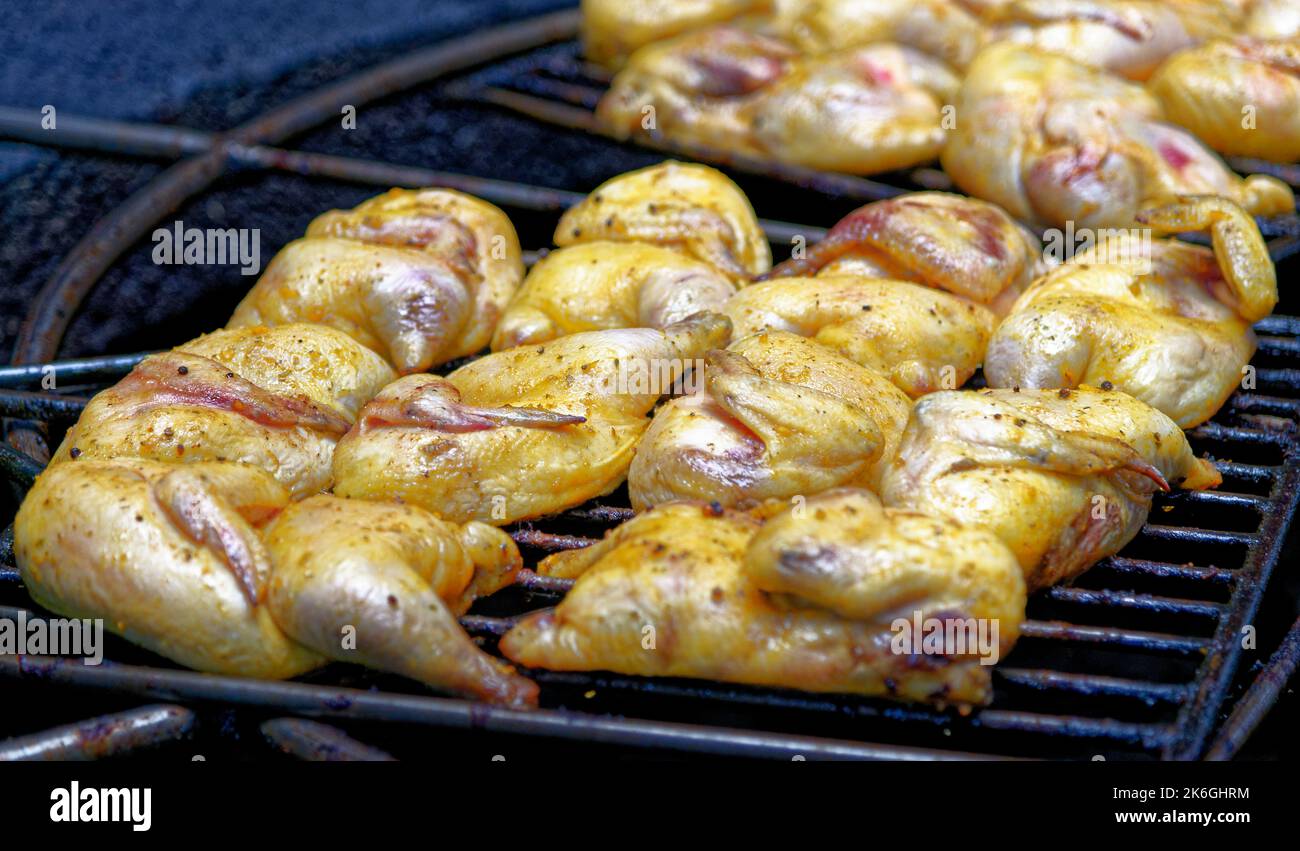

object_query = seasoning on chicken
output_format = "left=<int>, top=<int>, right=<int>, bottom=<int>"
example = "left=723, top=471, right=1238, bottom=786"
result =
left=333, top=313, right=732, bottom=525
left=763, top=191, right=1047, bottom=316
left=985, top=196, right=1276, bottom=427
left=941, top=42, right=1294, bottom=229
left=1149, top=37, right=1300, bottom=163
left=554, top=161, right=771, bottom=279
left=49, top=323, right=395, bottom=498
left=597, top=28, right=960, bottom=176
left=230, top=188, right=524, bottom=373
left=628, top=331, right=910, bottom=509
left=503, top=491, right=1025, bottom=707
left=723, top=275, right=996, bottom=397
left=880, top=386, right=1221, bottom=590
left=769, top=0, right=987, bottom=69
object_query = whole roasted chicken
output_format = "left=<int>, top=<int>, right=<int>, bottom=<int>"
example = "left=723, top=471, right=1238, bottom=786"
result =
left=764, top=191, right=1047, bottom=316
left=985, top=196, right=1276, bottom=427
left=333, top=313, right=731, bottom=525
left=502, top=490, right=1025, bottom=706
left=941, top=43, right=1294, bottom=229
left=230, top=188, right=524, bottom=373
left=598, top=27, right=961, bottom=175
left=880, top=386, right=1221, bottom=589
left=629, top=331, right=910, bottom=508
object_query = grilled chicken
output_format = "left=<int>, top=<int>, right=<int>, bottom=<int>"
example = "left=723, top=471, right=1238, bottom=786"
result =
left=491, top=241, right=738, bottom=351
left=598, top=28, right=960, bottom=176
left=555, top=161, right=771, bottom=279
left=1241, top=0, right=1300, bottom=37
left=985, top=196, right=1276, bottom=427
left=230, top=188, right=524, bottom=373
left=764, top=192, right=1047, bottom=316
left=942, top=43, right=1294, bottom=229
left=769, top=0, right=987, bottom=69
left=503, top=491, right=1025, bottom=706
left=880, top=386, right=1221, bottom=589
left=723, top=275, right=996, bottom=396
left=629, top=331, right=910, bottom=509
left=50, top=323, right=395, bottom=498
left=263, top=495, right=538, bottom=707
left=1149, top=37, right=1300, bottom=163
left=581, top=0, right=769, bottom=69
left=333, top=313, right=732, bottom=525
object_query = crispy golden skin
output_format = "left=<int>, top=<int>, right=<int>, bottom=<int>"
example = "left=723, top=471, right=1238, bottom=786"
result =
left=597, top=29, right=960, bottom=176
left=629, top=331, right=910, bottom=508
left=941, top=43, right=1294, bottom=229
left=491, top=241, right=738, bottom=351
left=769, top=0, right=987, bottom=69
left=765, top=192, right=1047, bottom=316
left=15, top=459, right=322, bottom=678
left=263, top=496, right=538, bottom=707
left=555, top=161, right=770, bottom=279
left=503, top=493, right=1024, bottom=706
left=1150, top=37, right=1300, bottom=163
left=581, top=0, right=769, bottom=69
left=50, top=324, right=395, bottom=498
left=230, top=188, right=523, bottom=373
left=880, top=387, right=1221, bottom=589
left=986, top=196, right=1276, bottom=427
left=333, top=313, right=732, bottom=525
left=723, top=275, right=996, bottom=397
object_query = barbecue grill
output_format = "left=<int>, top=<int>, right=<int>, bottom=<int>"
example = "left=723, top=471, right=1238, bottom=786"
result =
left=2, top=7, right=1298, bottom=761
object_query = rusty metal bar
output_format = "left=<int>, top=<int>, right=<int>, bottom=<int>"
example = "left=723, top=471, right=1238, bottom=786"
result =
left=261, top=718, right=396, bottom=761
left=0, top=704, right=194, bottom=761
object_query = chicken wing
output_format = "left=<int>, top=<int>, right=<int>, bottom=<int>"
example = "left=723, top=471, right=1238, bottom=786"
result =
left=941, top=43, right=1294, bottom=229
left=503, top=492, right=1025, bottom=706
left=629, top=331, right=910, bottom=509
left=491, top=241, right=738, bottom=351
left=764, top=192, right=1047, bottom=316
left=880, top=386, right=1221, bottom=589
left=985, top=196, right=1276, bottom=427
left=597, top=29, right=960, bottom=176
left=230, top=188, right=523, bottom=373
left=1149, top=37, right=1300, bottom=163
left=263, top=496, right=538, bottom=707
left=554, top=161, right=771, bottom=279
left=723, top=275, right=996, bottom=396
left=333, top=313, right=732, bottom=525
left=581, top=0, right=770, bottom=69
left=50, top=323, right=395, bottom=498
left=768, top=0, right=987, bottom=70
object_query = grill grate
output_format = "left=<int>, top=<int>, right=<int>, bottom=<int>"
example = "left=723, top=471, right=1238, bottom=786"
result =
left=1, top=8, right=1298, bottom=761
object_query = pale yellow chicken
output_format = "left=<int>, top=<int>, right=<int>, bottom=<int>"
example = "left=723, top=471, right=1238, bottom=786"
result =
left=1149, top=37, right=1300, bottom=163
left=628, top=331, right=911, bottom=509
left=230, top=188, right=524, bottom=373
left=941, top=43, right=1294, bottom=229
left=1240, top=0, right=1300, bottom=37
left=554, top=161, right=771, bottom=279
left=503, top=490, right=1025, bottom=706
left=723, top=275, right=996, bottom=396
left=490, top=241, right=737, bottom=351
left=333, top=313, right=732, bottom=525
left=49, top=323, right=395, bottom=498
left=597, top=28, right=961, bottom=176
left=764, top=192, right=1047, bottom=316
left=768, top=0, right=988, bottom=70
left=985, top=196, right=1276, bottom=427
left=581, top=0, right=771, bottom=69
left=880, top=386, right=1222, bottom=590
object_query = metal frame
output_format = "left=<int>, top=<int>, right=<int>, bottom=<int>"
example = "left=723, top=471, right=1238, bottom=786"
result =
left=2, top=8, right=1299, bottom=761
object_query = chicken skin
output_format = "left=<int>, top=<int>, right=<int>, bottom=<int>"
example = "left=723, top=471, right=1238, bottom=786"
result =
left=554, top=161, right=771, bottom=279
left=880, top=386, right=1221, bottom=589
left=629, top=331, right=911, bottom=509
left=1241, top=0, right=1300, bottom=38
left=1149, top=37, right=1300, bottom=163
left=263, top=496, right=538, bottom=707
left=230, top=188, right=524, bottom=373
left=597, top=28, right=961, bottom=176
left=985, top=196, right=1276, bottom=427
left=768, top=0, right=987, bottom=70
left=50, top=323, right=395, bottom=498
left=491, top=241, right=738, bottom=351
left=764, top=192, right=1047, bottom=316
left=333, top=313, right=732, bottom=525
left=581, top=0, right=770, bottom=69
left=723, top=275, right=997, bottom=396
left=942, top=43, right=1294, bottom=229
left=503, top=492, right=1025, bottom=706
